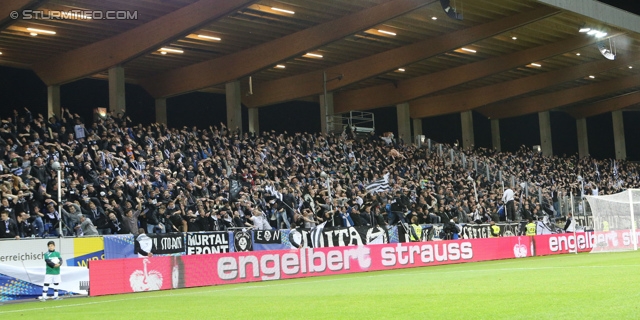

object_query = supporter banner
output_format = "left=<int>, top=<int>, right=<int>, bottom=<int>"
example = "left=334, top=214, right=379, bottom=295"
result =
left=233, top=230, right=253, bottom=252
left=254, top=230, right=282, bottom=244
left=149, top=233, right=185, bottom=255
left=253, top=230, right=288, bottom=251
left=89, top=236, right=534, bottom=296
left=422, top=224, right=445, bottom=241
left=461, top=224, right=491, bottom=239
left=104, top=234, right=136, bottom=259
left=186, top=232, right=229, bottom=255
left=500, top=223, right=521, bottom=237
left=312, top=226, right=388, bottom=248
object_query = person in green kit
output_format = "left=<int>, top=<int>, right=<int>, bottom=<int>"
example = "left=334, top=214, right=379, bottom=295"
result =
left=40, top=241, right=62, bottom=301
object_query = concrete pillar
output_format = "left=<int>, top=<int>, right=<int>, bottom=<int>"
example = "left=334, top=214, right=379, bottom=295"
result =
left=538, top=111, right=553, bottom=157
left=491, top=119, right=501, bottom=152
left=225, top=81, right=242, bottom=134
left=612, top=110, right=626, bottom=160
left=319, top=93, right=334, bottom=134
left=576, top=118, right=589, bottom=158
left=47, top=85, right=61, bottom=118
left=396, top=103, right=411, bottom=144
left=461, top=111, right=474, bottom=150
left=155, top=98, right=167, bottom=125
left=248, top=108, right=259, bottom=134
left=108, top=66, right=126, bottom=116
left=412, top=118, right=423, bottom=144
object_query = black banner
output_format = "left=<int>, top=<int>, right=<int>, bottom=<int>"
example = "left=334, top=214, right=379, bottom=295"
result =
left=393, top=223, right=524, bottom=241
left=312, top=226, right=388, bottom=248
left=398, top=224, right=441, bottom=243
left=461, top=224, right=491, bottom=239
left=254, top=230, right=282, bottom=244
left=186, top=232, right=230, bottom=254
left=461, top=223, right=521, bottom=239
left=233, top=230, right=253, bottom=252
left=148, top=233, right=185, bottom=254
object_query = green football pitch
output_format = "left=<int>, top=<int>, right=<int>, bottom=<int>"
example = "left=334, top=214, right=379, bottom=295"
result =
left=2, top=251, right=639, bottom=319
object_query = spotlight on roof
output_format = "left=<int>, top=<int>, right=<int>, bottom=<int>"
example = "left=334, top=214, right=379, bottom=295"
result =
left=440, top=0, right=463, bottom=20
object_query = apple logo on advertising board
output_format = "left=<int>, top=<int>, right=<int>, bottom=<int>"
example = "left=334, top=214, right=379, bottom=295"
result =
left=130, top=259, right=163, bottom=292
left=513, top=239, right=528, bottom=258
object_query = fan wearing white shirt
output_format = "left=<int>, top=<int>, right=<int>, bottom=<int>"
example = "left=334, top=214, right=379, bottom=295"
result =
left=502, top=188, right=515, bottom=221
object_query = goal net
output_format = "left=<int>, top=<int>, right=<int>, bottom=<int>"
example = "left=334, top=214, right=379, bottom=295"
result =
left=586, top=189, right=640, bottom=253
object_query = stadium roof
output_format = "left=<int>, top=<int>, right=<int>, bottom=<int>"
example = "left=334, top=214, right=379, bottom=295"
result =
left=1, top=0, right=640, bottom=119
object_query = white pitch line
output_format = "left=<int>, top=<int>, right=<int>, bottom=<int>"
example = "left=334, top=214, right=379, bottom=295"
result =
left=1, top=263, right=638, bottom=314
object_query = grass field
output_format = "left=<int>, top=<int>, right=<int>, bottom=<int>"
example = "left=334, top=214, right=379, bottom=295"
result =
left=1, top=251, right=639, bottom=319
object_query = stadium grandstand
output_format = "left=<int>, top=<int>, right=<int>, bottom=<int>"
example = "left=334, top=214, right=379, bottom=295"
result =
left=1, top=0, right=640, bottom=310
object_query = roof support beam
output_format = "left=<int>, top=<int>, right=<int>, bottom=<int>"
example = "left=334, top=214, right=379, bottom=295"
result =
left=33, top=0, right=256, bottom=86
left=0, top=0, right=42, bottom=29
left=342, top=33, right=598, bottom=115
left=410, top=45, right=635, bottom=118
left=142, top=0, right=434, bottom=98
left=244, top=6, right=559, bottom=108
left=478, top=73, right=640, bottom=119
left=567, top=91, right=640, bottom=119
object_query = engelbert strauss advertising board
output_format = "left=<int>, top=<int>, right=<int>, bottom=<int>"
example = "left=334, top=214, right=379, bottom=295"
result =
left=0, top=238, right=104, bottom=301
left=89, top=236, right=534, bottom=296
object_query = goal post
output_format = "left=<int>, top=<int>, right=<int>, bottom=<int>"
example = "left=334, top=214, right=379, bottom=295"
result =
left=585, top=189, right=640, bottom=253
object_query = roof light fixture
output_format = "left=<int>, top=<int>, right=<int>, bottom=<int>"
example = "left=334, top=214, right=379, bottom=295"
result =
left=512, top=36, right=517, bottom=40
left=271, top=7, right=294, bottom=14
left=275, top=64, right=286, bottom=69
left=304, top=53, right=323, bottom=58
left=27, top=28, right=56, bottom=35
left=159, top=47, right=184, bottom=54
left=378, top=29, right=396, bottom=36
left=579, top=27, right=591, bottom=33
left=530, top=63, right=542, bottom=67
left=432, top=16, right=437, bottom=20
left=198, top=34, right=221, bottom=41
left=576, top=53, right=581, bottom=56
left=589, top=75, right=595, bottom=79
left=587, top=30, right=598, bottom=35
left=461, top=47, right=476, bottom=53
left=30, top=32, right=38, bottom=36
left=397, top=68, right=405, bottom=72
left=595, top=32, right=607, bottom=38
left=160, top=51, right=167, bottom=55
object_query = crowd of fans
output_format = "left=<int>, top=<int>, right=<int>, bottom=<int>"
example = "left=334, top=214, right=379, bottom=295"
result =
left=1, top=107, right=639, bottom=240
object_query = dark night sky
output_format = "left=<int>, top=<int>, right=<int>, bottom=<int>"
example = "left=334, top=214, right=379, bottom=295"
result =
left=0, top=0, right=639, bottom=160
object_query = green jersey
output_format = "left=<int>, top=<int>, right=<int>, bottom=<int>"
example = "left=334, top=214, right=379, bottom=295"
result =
left=44, top=250, right=62, bottom=275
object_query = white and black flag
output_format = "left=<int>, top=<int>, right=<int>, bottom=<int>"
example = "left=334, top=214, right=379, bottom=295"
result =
left=233, top=230, right=253, bottom=252
left=365, top=173, right=391, bottom=194
left=310, top=221, right=327, bottom=248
